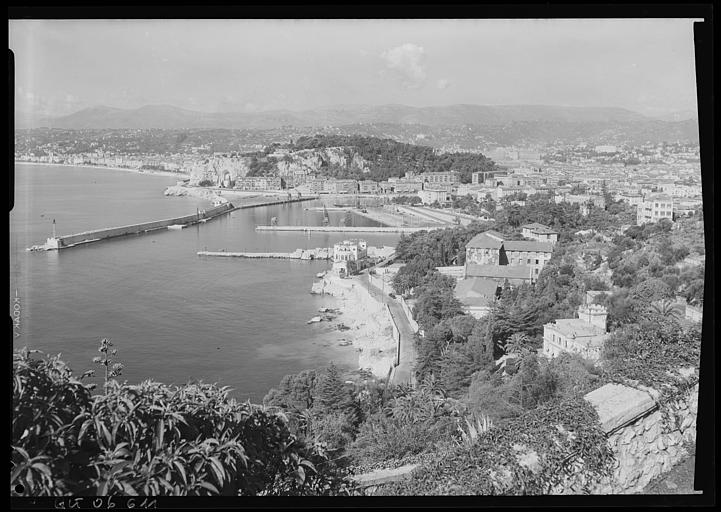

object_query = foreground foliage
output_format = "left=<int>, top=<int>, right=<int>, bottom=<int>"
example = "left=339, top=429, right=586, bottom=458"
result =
left=381, top=398, right=614, bottom=495
left=12, top=349, right=354, bottom=497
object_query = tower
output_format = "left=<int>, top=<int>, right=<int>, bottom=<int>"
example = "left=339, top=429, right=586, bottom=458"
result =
left=578, top=304, right=608, bottom=332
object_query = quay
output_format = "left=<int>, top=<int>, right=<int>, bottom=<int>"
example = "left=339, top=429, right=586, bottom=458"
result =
left=255, top=225, right=437, bottom=233
left=234, top=196, right=316, bottom=209
left=198, top=247, right=333, bottom=260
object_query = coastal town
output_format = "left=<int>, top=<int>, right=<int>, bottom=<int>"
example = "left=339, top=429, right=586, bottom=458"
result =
left=11, top=16, right=710, bottom=500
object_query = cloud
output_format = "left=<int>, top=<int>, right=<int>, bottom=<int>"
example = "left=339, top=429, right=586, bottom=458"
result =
left=437, top=78, right=451, bottom=90
left=381, top=43, right=427, bottom=89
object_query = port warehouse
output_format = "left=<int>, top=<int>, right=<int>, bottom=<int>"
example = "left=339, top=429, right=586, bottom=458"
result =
left=52, top=203, right=234, bottom=248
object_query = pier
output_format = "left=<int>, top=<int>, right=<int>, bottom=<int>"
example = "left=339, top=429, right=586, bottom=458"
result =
left=234, top=196, right=316, bottom=209
left=29, top=203, right=235, bottom=251
left=28, top=196, right=317, bottom=251
left=198, top=247, right=333, bottom=260
left=255, top=225, right=438, bottom=233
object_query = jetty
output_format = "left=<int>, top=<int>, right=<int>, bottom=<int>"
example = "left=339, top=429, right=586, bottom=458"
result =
left=255, top=225, right=437, bottom=233
left=198, top=247, right=333, bottom=260
left=28, top=196, right=317, bottom=251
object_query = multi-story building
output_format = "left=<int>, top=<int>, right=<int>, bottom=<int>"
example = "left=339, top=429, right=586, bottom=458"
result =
left=636, top=194, right=675, bottom=225
left=332, top=239, right=368, bottom=276
left=323, top=179, right=358, bottom=194
left=418, top=189, right=452, bottom=205
left=521, top=222, right=559, bottom=244
left=421, top=171, right=460, bottom=185
left=234, top=176, right=283, bottom=191
left=464, top=230, right=553, bottom=279
left=423, top=181, right=457, bottom=193
left=471, top=170, right=497, bottom=185
left=392, top=180, right=424, bottom=193
left=542, top=304, right=610, bottom=361
left=358, top=180, right=380, bottom=194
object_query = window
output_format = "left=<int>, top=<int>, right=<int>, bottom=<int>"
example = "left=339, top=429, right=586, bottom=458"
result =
left=527, top=259, right=531, bottom=264
left=535, top=268, right=539, bottom=274
left=535, top=259, right=539, bottom=264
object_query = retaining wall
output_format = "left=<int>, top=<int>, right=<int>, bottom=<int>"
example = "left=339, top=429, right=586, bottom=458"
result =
left=355, top=377, right=699, bottom=495
left=399, top=297, right=420, bottom=333
left=386, top=304, right=401, bottom=367
left=554, top=379, right=699, bottom=494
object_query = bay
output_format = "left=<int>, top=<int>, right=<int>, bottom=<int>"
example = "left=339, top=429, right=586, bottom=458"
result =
left=10, top=163, right=400, bottom=401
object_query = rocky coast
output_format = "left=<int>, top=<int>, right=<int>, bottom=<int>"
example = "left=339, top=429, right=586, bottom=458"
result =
left=163, top=185, right=229, bottom=204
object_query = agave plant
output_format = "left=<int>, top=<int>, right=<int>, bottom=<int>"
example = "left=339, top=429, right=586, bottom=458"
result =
left=455, top=413, right=494, bottom=449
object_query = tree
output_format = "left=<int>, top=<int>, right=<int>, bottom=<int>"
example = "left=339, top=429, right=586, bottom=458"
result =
left=502, top=332, right=532, bottom=356
left=263, top=369, right=320, bottom=412
left=313, top=364, right=356, bottom=420
left=648, top=299, right=684, bottom=321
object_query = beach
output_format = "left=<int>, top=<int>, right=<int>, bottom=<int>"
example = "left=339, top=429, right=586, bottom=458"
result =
left=311, top=272, right=397, bottom=378
left=15, top=160, right=188, bottom=179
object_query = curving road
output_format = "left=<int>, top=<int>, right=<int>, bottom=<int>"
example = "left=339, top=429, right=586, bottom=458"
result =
left=359, top=272, right=417, bottom=387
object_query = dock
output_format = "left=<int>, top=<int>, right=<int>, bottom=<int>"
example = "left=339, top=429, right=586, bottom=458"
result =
left=255, top=225, right=438, bottom=233
left=198, top=247, right=333, bottom=260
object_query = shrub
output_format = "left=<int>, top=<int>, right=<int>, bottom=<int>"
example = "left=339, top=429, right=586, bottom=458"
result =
left=12, top=349, right=354, bottom=497
left=382, top=398, right=613, bottom=495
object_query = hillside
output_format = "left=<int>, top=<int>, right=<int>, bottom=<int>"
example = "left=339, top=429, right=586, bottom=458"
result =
left=184, top=135, right=498, bottom=185
left=14, top=104, right=699, bottom=146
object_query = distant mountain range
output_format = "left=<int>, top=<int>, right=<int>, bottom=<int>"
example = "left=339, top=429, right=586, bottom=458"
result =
left=14, top=103, right=699, bottom=144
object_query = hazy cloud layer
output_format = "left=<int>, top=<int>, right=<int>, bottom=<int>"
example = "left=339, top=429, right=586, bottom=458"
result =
left=381, top=43, right=427, bottom=89
left=10, top=19, right=699, bottom=117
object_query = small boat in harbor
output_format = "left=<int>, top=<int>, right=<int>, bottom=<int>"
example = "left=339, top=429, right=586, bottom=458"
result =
left=316, top=271, right=326, bottom=278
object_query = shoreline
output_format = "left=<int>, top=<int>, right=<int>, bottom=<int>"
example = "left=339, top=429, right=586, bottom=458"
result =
left=15, top=160, right=188, bottom=179
left=311, top=273, right=397, bottom=379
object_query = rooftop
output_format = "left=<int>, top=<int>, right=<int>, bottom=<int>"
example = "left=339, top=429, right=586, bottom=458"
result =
left=503, top=240, right=555, bottom=253
left=466, top=230, right=505, bottom=249
left=455, top=277, right=500, bottom=307
left=465, top=264, right=533, bottom=280
left=547, top=319, right=607, bottom=344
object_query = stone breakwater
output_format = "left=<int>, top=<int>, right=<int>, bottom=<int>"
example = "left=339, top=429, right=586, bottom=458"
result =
left=311, top=274, right=397, bottom=378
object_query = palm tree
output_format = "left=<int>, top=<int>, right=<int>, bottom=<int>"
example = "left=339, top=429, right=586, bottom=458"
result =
left=649, top=299, right=684, bottom=320
left=502, top=332, right=531, bottom=356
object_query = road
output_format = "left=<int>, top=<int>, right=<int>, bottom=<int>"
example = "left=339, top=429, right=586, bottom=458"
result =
left=359, top=273, right=417, bottom=387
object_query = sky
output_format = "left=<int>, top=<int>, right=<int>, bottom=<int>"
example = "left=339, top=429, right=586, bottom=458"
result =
left=10, top=18, right=701, bottom=118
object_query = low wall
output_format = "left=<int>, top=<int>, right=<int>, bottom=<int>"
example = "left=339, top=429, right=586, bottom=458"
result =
left=386, top=304, right=401, bottom=367
left=399, top=297, right=419, bottom=333
left=550, top=379, right=699, bottom=494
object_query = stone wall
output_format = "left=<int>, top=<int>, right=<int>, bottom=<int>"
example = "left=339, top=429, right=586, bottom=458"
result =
left=550, top=379, right=699, bottom=494
left=399, top=297, right=420, bottom=333
left=386, top=304, right=401, bottom=366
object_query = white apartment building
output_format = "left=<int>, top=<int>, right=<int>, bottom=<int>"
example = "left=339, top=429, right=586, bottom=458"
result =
left=542, top=304, right=609, bottom=361
left=636, top=195, right=675, bottom=225
left=332, top=239, right=368, bottom=276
